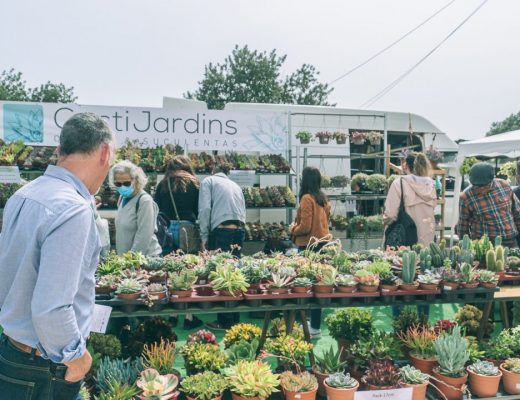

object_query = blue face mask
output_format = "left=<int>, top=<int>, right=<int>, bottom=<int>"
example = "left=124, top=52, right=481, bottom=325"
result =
left=117, top=185, right=134, bottom=198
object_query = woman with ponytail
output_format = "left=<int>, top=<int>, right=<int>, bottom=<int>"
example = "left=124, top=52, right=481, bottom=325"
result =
left=384, top=152, right=437, bottom=246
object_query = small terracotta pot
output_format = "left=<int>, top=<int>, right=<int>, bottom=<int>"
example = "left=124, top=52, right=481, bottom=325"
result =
left=442, top=281, right=459, bottom=290
left=96, top=286, right=115, bottom=295
left=231, top=393, right=263, bottom=400
left=467, top=367, right=502, bottom=398
left=480, top=282, right=498, bottom=289
left=358, top=284, right=378, bottom=292
left=461, top=282, right=479, bottom=289
left=292, top=286, right=311, bottom=294
left=399, top=380, right=428, bottom=400
left=419, top=283, right=439, bottom=291
left=500, top=363, right=520, bottom=394
left=170, top=289, right=193, bottom=298
left=399, top=282, right=419, bottom=291
left=432, top=368, right=467, bottom=400
left=117, top=292, right=141, bottom=301
left=380, top=284, right=398, bottom=292
left=312, top=367, right=329, bottom=397
left=361, top=377, right=398, bottom=391
left=148, top=290, right=167, bottom=300
left=313, top=284, right=334, bottom=294
left=336, top=285, right=356, bottom=293
left=196, top=285, right=215, bottom=296
left=283, top=387, right=317, bottom=400
left=410, top=353, right=438, bottom=375
left=268, top=287, right=290, bottom=295
left=324, top=381, right=358, bottom=400
left=187, top=395, right=222, bottom=400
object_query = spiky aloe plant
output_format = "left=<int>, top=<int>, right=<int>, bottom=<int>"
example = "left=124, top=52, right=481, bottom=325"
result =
left=314, top=345, right=347, bottom=374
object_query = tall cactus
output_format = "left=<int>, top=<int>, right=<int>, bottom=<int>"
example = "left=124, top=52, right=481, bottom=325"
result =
left=486, top=250, right=497, bottom=272
left=420, top=248, right=432, bottom=271
left=402, top=251, right=417, bottom=284
left=495, top=236, right=502, bottom=247
left=496, top=245, right=505, bottom=272
left=461, top=235, right=472, bottom=251
left=430, top=243, right=443, bottom=268
left=461, top=249, right=474, bottom=265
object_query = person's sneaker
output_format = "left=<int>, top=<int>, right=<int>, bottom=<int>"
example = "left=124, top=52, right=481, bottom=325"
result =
left=307, top=322, right=322, bottom=339
left=184, top=316, right=203, bottom=330
left=205, top=321, right=229, bottom=331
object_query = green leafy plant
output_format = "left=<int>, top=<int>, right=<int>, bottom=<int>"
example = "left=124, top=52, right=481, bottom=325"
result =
left=366, top=174, right=387, bottom=193
left=468, top=360, right=499, bottom=376
left=225, top=339, right=259, bottom=365
left=314, top=345, right=347, bottom=374
left=95, top=358, right=143, bottom=392
left=168, top=269, right=197, bottom=291
left=115, top=278, right=142, bottom=294
left=460, top=263, right=478, bottom=284
left=136, top=368, right=179, bottom=400
left=296, top=131, right=313, bottom=142
left=417, top=270, right=441, bottom=285
left=209, top=264, right=249, bottom=294
left=223, top=323, right=262, bottom=348
left=94, top=380, right=139, bottom=400
left=266, top=334, right=313, bottom=366
left=142, top=339, right=176, bottom=375
left=351, top=332, right=402, bottom=371
left=223, top=360, right=280, bottom=398
left=433, top=326, right=470, bottom=377
left=280, top=371, right=318, bottom=392
left=325, top=372, right=358, bottom=388
left=454, top=304, right=494, bottom=337
left=325, top=308, right=373, bottom=341
left=504, top=358, right=520, bottom=373
left=350, top=173, right=368, bottom=191
left=267, top=273, right=292, bottom=289
left=399, top=365, right=429, bottom=384
left=88, top=333, right=122, bottom=360
left=354, top=269, right=379, bottom=286
left=366, top=260, right=391, bottom=275
left=181, top=371, right=228, bottom=400
left=393, top=307, right=429, bottom=334
left=181, top=343, right=227, bottom=373
left=293, top=277, right=313, bottom=287
left=459, top=157, right=479, bottom=176
left=315, top=265, right=337, bottom=285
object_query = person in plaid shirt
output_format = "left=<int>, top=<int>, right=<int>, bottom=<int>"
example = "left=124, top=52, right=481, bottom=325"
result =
left=457, top=162, right=520, bottom=247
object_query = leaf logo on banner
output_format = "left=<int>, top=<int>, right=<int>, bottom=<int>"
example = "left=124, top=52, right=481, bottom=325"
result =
left=3, top=103, right=44, bottom=143
left=247, top=114, right=288, bottom=152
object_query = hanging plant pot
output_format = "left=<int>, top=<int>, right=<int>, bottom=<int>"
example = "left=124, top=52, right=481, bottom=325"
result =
left=299, top=138, right=310, bottom=145
left=336, top=137, right=347, bottom=145
left=319, top=137, right=330, bottom=145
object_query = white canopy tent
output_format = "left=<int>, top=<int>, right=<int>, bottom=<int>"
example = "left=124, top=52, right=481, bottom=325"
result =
left=450, top=130, right=520, bottom=240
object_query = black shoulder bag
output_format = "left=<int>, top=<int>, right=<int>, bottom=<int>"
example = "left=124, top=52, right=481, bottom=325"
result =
left=384, top=178, right=418, bottom=248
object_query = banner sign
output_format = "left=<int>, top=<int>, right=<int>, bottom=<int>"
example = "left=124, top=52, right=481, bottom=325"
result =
left=0, top=101, right=288, bottom=153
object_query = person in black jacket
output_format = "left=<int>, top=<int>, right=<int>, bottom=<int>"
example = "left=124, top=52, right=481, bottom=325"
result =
left=155, top=155, right=201, bottom=329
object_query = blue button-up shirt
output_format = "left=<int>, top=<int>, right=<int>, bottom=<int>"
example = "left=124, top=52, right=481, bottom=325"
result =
left=0, top=165, right=100, bottom=363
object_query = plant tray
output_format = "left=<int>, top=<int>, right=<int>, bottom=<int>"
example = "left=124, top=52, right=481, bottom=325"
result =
left=314, top=290, right=379, bottom=306
left=380, top=288, right=440, bottom=304
left=244, top=291, right=313, bottom=307
left=441, top=286, right=499, bottom=301
left=95, top=296, right=168, bottom=313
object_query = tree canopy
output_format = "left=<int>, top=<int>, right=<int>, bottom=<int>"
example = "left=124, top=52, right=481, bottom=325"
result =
left=185, top=45, right=333, bottom=109
left=486, top=110, right=520, bottom=136
left=0, top=68, right=77, bottom=103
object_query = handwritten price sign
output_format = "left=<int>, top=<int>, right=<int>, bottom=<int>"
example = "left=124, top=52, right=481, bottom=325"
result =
left=354, top=388, right=412, bottom=400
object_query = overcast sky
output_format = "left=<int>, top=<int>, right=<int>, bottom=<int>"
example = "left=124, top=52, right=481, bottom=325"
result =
left=1, top=0, right=518, bottom=141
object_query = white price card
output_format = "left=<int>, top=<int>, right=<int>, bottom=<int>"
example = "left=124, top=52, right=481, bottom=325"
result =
left=229, top=170, right=256, bottom=187
left=90, top=304, right=112, bottom=334
left=354, top=388, right=412, bottom=400
left=0, top=166, right=21, bottom=184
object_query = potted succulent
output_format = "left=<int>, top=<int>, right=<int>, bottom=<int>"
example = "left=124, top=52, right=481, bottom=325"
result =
left=223, top=323, right=262, bottom=348
left=136, top=368, right=179, bottom=400
left=148, top=268, right=168, bottom=283
left=361, top=360, right=400, bottom=390
left=333, top=131, right=348, bottom=145
left=379, top=270, right=399, bottom=292
left=115, top=278, right=143, bottom=301
left=366, top=174, right=387, bottom=194
left=168, top=269, right=197, bottom=298
left=459, top=262, right=479, bottom=289
left=324, top=372, right=358, bottom=400
left=267, top=273, right=292, bottom=295
left=315, top=131, right=333, bottom=145
left=350, top=131, right=366, bottom=146
left=209, top=264, right=249, bottom=296
left=313, top=265, right=337, bottom=294
left=417, top=270, right=441, bottom=290
left=467, top=360, right=502, bottom=398
left=482, top=337, right=512, bottom=366
left=335, top=274, right=358, bottom=293
left=180, top=343, right=227, bottom=375
left=280, top=371, right=318, bottom=400
left=266, top=334, right=313, bottom=370
left=398, top=326, right=438, bottom=374
left=296, top=131, right=313, bottom=145
left=399, top=251, right=419, bottom=291
left=350, top=173, right=368, bottom=192
left=325, top=308, right=374, bottom=356
left=399, top=365, right=429, bottom=400
left=440, top=268, right=460, bottom=291
left=354, top=270, right=379, bottom=292
left=224, top=360, right=280, bottom=400
left=146, top=283, right=167, bottom=300
left=181, top=371, right=228, bottom=400
left=478, top=270, right=499, bottom=288
left=312, top=346, right=347, bottom=397
left=500, top=358, right=520, bottom=394
left=432, top=326, right=470, bottom=400
left=292, top=277, right=313, bottom=293
left=96, top=274, right=119, bottom=295
left=239, top=260, right=268, bottom=291
left=367, top=131, right=383, bottom=146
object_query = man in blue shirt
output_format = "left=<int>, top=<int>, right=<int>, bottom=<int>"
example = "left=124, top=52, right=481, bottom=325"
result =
left=0, top=113, right=114, bottom=399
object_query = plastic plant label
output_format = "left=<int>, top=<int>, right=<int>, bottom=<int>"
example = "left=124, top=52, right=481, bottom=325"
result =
left=90, top=304, right=112, bottom=334
left=444, top=286, right=452, bottom=291
left=354, top=388, right=412, bottom=400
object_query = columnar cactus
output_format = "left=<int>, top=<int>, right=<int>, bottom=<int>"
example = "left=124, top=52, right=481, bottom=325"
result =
left=402, top=251, right=417, bottom=284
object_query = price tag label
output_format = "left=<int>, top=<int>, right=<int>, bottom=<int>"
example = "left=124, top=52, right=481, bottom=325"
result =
left=90, top=304, right=112, bottom=334
left=229, top=170, right=256, bottom=187
left=0, top=166, right=21, bottom=184
left=354, top=388, right=412, bottom=400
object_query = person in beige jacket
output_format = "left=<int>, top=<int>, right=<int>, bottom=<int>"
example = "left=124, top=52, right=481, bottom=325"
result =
left=384, top=152, right=437, bottom=246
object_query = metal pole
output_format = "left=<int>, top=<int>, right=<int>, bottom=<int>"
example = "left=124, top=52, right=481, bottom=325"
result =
left=383, top=113, right=388, bottom=175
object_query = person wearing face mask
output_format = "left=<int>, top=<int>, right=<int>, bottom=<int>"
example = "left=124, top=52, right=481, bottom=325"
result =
left=0, top=113, right=115, bottom=399
left=111, top=160, right=162, bottom=256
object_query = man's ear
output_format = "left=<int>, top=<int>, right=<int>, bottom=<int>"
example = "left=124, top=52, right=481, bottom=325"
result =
left=100, top=143, right=111, bottom=165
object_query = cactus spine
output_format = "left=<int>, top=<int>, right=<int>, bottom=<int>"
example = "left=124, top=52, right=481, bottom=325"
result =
left=402, top=251, right=417, bottom=284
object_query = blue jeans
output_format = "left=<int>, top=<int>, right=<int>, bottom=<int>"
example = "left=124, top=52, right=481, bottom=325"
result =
left=209, top=228, right=245, bottom=327
left=0, top=334, right=82, bottom=400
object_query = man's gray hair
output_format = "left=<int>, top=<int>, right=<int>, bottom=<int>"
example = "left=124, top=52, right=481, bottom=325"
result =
left=60, top=113, right=113, bottom=156
left=110, top=160, right=148, bottom=189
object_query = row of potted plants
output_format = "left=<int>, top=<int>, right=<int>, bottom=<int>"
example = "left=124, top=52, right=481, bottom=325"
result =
left=295, top=131, right=384, bottom=146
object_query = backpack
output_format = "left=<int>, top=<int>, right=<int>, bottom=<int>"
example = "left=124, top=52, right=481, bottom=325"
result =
left=384, top=178, right=418, bottom=248
left=136, top=194, right=174, bottom=256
